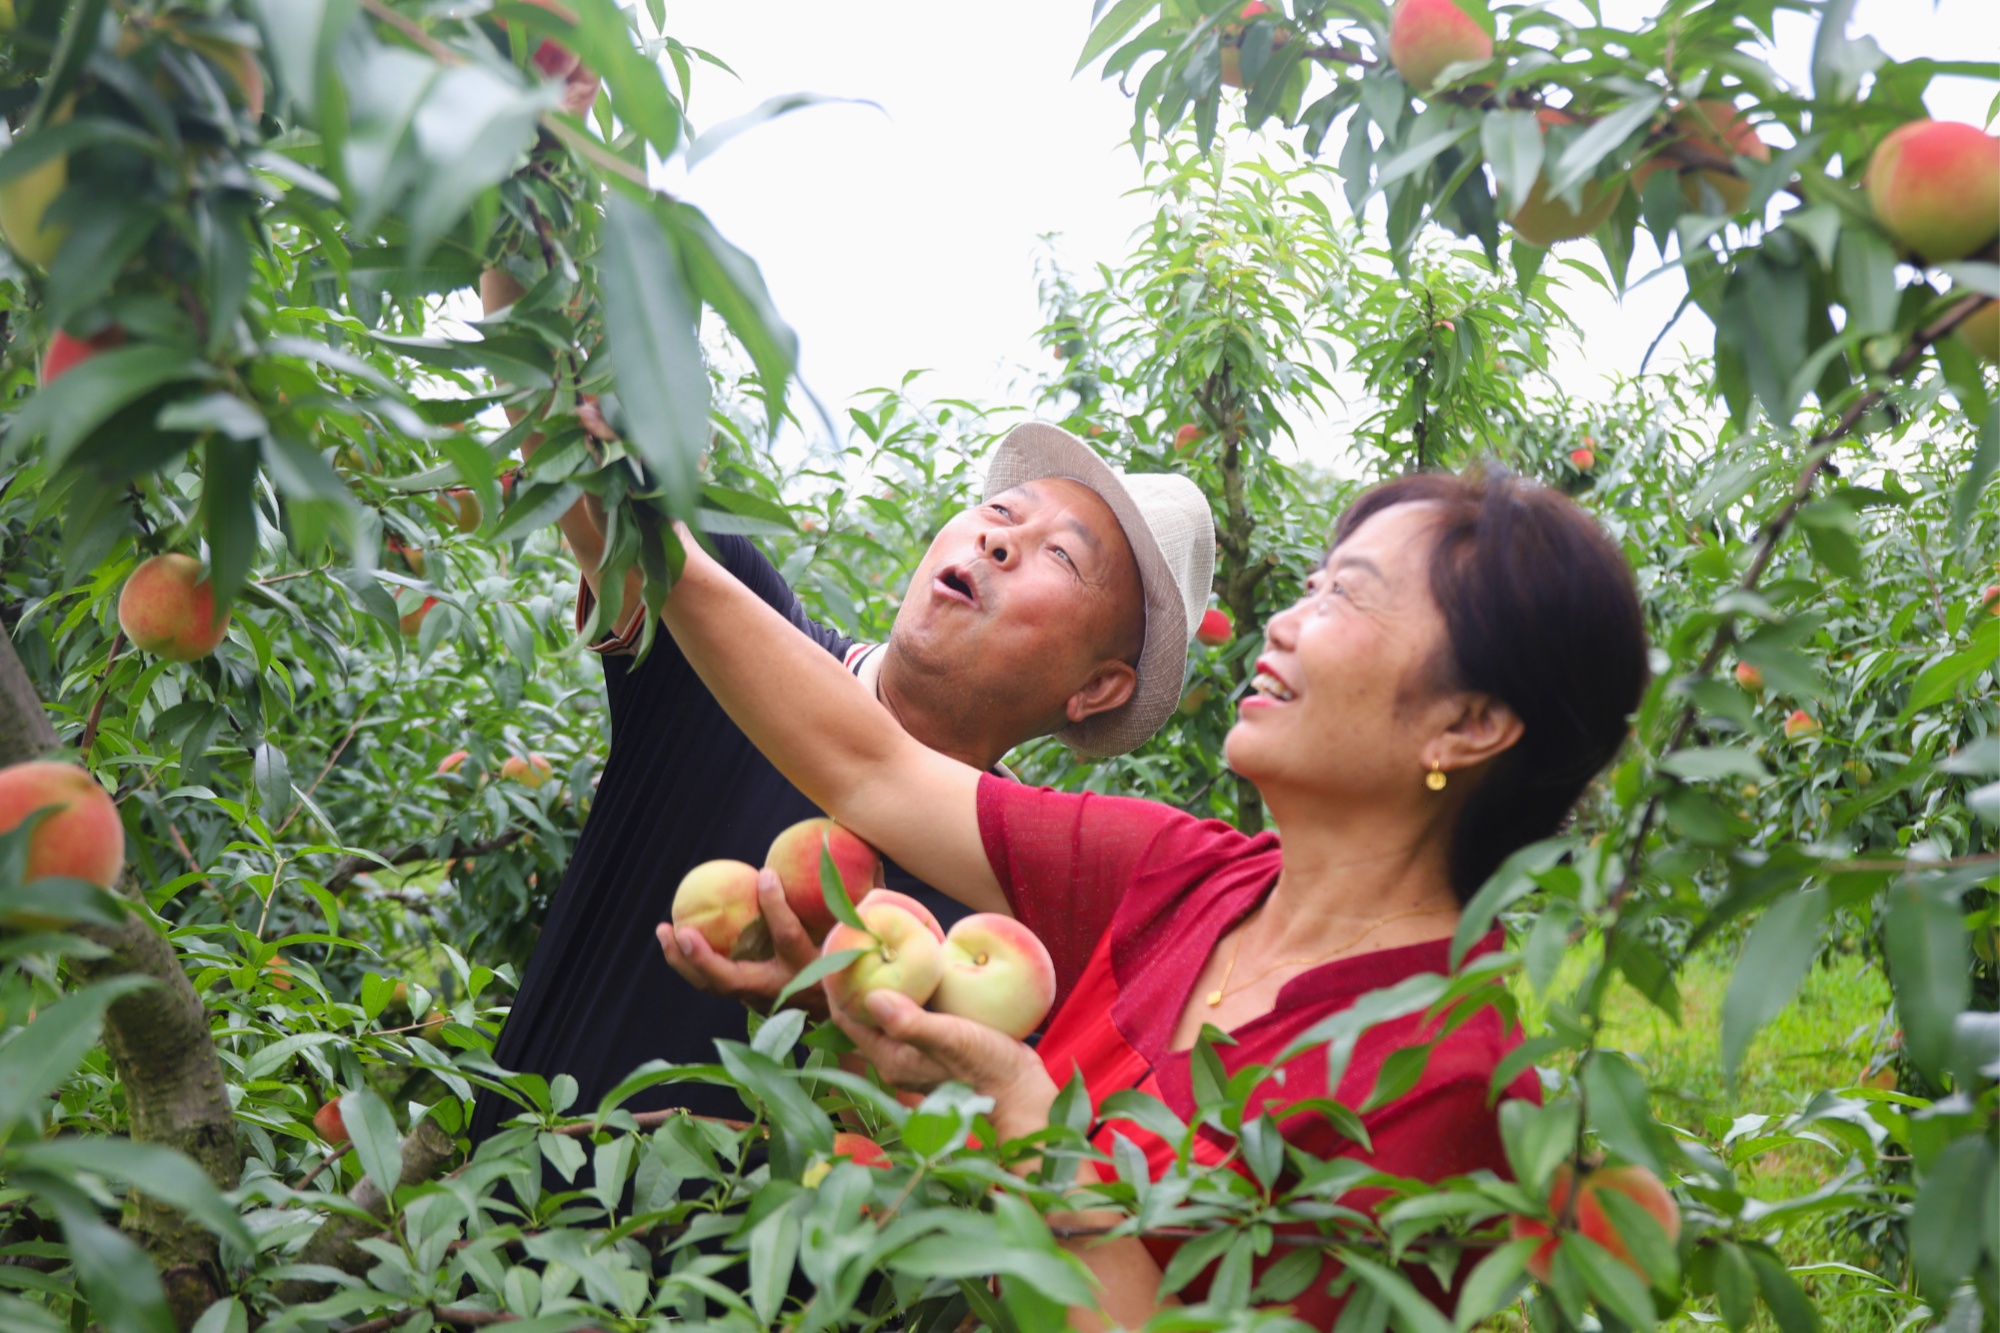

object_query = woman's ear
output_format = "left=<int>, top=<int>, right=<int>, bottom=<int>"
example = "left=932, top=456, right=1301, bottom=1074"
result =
left=1436, top=693, right=1524, bottom=771
left=1066, top=660, right=1139, bottom=723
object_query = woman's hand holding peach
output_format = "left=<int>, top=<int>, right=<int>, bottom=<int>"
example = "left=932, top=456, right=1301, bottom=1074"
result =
left=829, top=988, right=1058, bottom=1142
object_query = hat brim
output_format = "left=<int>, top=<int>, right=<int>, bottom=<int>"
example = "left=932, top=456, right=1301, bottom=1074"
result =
left=985, top=423, right=1190, bottom=757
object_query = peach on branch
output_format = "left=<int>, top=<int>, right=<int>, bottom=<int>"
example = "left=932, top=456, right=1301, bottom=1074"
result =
left=929, top=914, right=1057, bottom=1039
left=1173, top=423, right=1204, bottom=452
left=444, top=489, right=483, bottom=534
left=1864, top=120, right=2000, bottom=263
left=1218, top=1, right=1289, bottom=90
left=1387, top=0, right=1492, bottom=93
left=1568, top=445, right=1596, bottom=471
left=436, top=749, right=471, bottom=775
left=0, top=102, right=71, bottom=269
left=118, top=554, right=231, bottom=662
left=822, top=898, right=944, bottom=1026
left=1196, top=608, right=1232, bottom=647
left=1955, top=299, right=1999, bottom=364
left=671, top=859, right=764, bottom=958
left=1783, top=709, right=1819, bottom=740
left=313, top=1100, right=348, bottom=1145
left=0, top=762, right=125, bottom=918
left=1733, top=662, right=1763, bottom=691
left=1635, top=102, right=1770, bottom=215
left=1507, top=111, right=1625, bottom=247
left=802, top=1131, right=890, bottom=1187
left=1511, top=1162, right=1680, bottom=1283
left=765, top=817, right=881, bottom=944
left=500, top=753, right=552, bottom=788
left=42, top=326, right=126, bottom=385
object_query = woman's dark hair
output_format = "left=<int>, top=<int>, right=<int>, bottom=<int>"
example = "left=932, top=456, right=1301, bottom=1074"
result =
left=1331, top=467, right=1649, bottom=904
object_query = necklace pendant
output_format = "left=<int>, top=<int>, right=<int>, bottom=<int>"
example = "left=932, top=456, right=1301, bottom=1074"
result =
left=1205, top=988, right=1223, bottom=1007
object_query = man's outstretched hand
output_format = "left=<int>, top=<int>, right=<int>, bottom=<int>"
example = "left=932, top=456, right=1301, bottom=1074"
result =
left=657, top=869, right=826, bottom=1017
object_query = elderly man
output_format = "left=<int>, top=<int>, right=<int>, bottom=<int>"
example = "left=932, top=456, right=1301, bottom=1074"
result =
left=467, top=420, right=1214, bottom=1141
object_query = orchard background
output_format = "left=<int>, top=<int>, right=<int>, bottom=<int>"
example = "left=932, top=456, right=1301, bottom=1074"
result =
left=0, top=0, right=1993, bottom=1330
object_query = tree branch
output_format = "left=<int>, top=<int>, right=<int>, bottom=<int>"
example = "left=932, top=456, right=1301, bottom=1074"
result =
left=274, top=1119, right=458, bottom=1305
left=323, top=829, right=527, bottom=895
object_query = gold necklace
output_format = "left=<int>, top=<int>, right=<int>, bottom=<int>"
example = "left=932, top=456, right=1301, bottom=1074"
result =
left=1203, top=903, right=1460, bottom=1007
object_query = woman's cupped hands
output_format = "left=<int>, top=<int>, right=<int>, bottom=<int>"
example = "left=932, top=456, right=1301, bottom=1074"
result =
left=828, top=988, right=1059, bottom=1142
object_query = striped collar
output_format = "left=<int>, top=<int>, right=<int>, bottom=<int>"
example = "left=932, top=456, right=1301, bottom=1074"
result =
left=845, top=642, right=1016, bottom=783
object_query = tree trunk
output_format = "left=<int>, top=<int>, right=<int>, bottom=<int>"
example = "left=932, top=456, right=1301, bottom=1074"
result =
left=0, top=618, right=244, bottom=1328
left=272, top=1120, right=458, bottom=1305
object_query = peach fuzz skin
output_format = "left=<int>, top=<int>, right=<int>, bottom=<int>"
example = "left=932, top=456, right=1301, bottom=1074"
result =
left=118, top=554, right=230, bottom=662
left=1388, top=0, right=1491, bottom=92
left=1511, top=1163, right=1680, bottom=1282
left=930, top=913, right=1057, bottom=1040
left=764, top=817, right=880, bottom=944
left=1865, top=120, right=2000, bottom=263
left=822, top=901, right=944, bottom=1027
left=671, top=859, right=764, bottom=957
left=0, top=761, right=125, bottom=889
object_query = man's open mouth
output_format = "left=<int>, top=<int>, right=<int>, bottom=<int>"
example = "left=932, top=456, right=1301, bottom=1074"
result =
left=933, top=565, right=979, bottom=608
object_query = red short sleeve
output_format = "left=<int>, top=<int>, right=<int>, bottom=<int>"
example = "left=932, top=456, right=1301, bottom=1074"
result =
left=976, top=774, right=1192, bottom=1007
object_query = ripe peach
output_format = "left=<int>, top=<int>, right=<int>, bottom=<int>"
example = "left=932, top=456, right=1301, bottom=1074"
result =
left=1218, top=1, right=1289, bottom=90
left=1784, top=709, right=1819, bottom=740
left=822, top=899, right=944, bottom=1026
left=1982, top=584, right=2000, bottom=614
left=42, top=326, right=125, bottom=385
left=803, top=1131, right=890, bottom=1186
left=1508, top=111, right=1625, bottom=247
left=1388, top=0, right=1492, bottom=93
left=765, top=818, right=881, bottom=944
left=1173, top=423, right=1204, bottom=451
left=436, top=749, right=471, bottom=775
left=1955, top=299, right=1999, bottom=364
left=929, top=914, right=1057, bottom=1040
left=313, top=1099, right=348, bottom=1145
left=118, top=554, right=231, bottom=662
left=1733, top=662, right=1763, bottom=691
left=500, top=754, right=552, bottom=788
left=1636, top=102, right=1770, bottom=215
left=399, top=595, right=439, bottom=637
left=1196, top=608, right=1232, bottom=646
left=1569, top=445, right=1596, bottom=471
left=1864, top=120, right=2000, bottom=262
left=1511, top=1162, right=1680, bottom=1283
left=265, top=955, right=294, bottom=990
left=444, top=489, right=483, bottom=533
left=671, top=859, right=764, bottom=958
left=0, top=763, right=125, bottom=918
left=857, top=889, right=944, bottom=942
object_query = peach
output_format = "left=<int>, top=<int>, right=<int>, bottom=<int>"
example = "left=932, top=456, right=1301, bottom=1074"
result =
left=444, top=489, right=482, bottom=533
left=1511, top=1162, right=1680, bottom=1283
left=1388, top=0, right=1492, bottom=93
left=42, top=326, right=125, bottom=385
left=398, top=595, right=438, bottom=637
left=1733, top=662, right=1763, bottom=691
left=1173, top=423, right=1203, bottom=451
left=1784, top=709, right=1819, bottom=740
left=1673, top=102, right=1769, bottom=214
left=313, top=1100, right=348, bottom=1145
left=0, top=102, right=69, bottom=268
left=929, top=914, right=1057, bottom=1039
left=671, top=859, right=764, bottom=958
left=500, top=753, right=552, bottom=788
left=1569, top=445, right=1596, bottom=471
left=857, top=889, right=944, bottom=941
left=1955, top=299, right=1999, bottom=364
left=0, top=763, right=125, bottom=922
left=1196, top=608, right=1232, bottom=646
left=1982, top=584, right=2000, bottom=614
left=436, top=749, right=471, bottom=775
left=822, top=899, right=944, bottom=1026
left=118, top=554, right=230, bottom=662
left=1864, top=120, right=2000, bottom=262
left=802, top=1131, right=890, bottom=1186
left=1508, top=111, right=1625, bottom=247
left=765, top=818, right=881, bottom=944
left=1218, top=1, right=1289, bottom=90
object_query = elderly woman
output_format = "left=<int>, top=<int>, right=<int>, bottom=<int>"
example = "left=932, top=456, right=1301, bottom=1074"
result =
left=658, top=464, right=1648, bottom=1328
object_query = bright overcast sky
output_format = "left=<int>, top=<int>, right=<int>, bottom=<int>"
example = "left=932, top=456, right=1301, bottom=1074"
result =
left=655, top=1, right=1998, bottom=466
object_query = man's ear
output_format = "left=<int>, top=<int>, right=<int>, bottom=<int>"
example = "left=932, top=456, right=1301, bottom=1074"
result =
left=1436, top=693, right=1524, bottom=771
left=1066, top=661, right=1139, bottom=724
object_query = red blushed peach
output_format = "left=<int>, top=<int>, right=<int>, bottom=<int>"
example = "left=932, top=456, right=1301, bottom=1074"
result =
left=1511, top=1162, right=1680, bottom=1283
left=313, top=1100, right=348, bottom=1145
left=499, top=754, right=552, bottom=788
left=118, top=554, right=231, bottom=662
left=764, top=818, right=881, bottom=944
left=856, top=889, right=944, bottom=942
left=1956, top=299, right=1999, bottom=364
left=1196, top=608, right=1232, bottom=647
left=803, top=1130, right=891, bottom=1186
left=1865, top=120, right=2000, bottom=263
left=42, top=326, right=125, bottom=385
left=822, top=900, right=944, bottom=1026
left=1388, top=0, right=1491, bottom=92
left=930, top=914, right=1056, bottom=1039
left=1508, top=110, right=1626, bottom=247
left=0, top=762, right=125, bottom=922
left=671, top=859, right=764, bottom=958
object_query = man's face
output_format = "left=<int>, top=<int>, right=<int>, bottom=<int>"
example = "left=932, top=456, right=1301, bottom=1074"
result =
left=889, top=478, right=1146, bottom=726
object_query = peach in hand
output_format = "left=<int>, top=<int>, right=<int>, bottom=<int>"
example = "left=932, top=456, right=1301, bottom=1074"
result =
left=764, top=817, right=881, bottom=944
left=822, top=899, right=944, bottom=1026
left=671, top=859, right=764, bottom=958
left=929, top=914, right=1057, bottom=1040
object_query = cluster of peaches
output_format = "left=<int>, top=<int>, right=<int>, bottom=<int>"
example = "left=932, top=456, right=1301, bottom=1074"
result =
left=671, top=818, right=1058, bottom=1042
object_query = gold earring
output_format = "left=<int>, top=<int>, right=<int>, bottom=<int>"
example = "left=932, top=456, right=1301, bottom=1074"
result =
left=1425, top=760, right=1447, bottom=791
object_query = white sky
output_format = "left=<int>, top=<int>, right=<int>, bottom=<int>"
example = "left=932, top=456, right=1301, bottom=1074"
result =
left=654, top=1, right=1998, bottom=467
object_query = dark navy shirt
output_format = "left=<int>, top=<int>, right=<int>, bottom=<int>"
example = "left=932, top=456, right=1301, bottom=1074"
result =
left=468, top=536, right=969, bottom=1140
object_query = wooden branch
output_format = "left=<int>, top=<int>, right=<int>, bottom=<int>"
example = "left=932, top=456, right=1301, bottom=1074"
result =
left=274, top=1120, right=458, bottom=1305
left=553, top=1108, right=755, bottom=1138
left=1611, top=289, right=1993, bottom=907
left=0, top=613, right=59, bottom=767
left=76, top=631, right=125, bottom=755
left=322, top=828, right=527, bottom=895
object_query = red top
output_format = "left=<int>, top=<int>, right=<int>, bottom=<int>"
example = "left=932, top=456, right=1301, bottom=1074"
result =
left=978, top=776, right=1539, bottom=1327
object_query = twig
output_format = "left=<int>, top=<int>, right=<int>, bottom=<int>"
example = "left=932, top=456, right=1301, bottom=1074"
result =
left=293, top=1142, right=351, bottom=1191
left=254, top=565, right=331, bottom=586
left=1611, top=288, right=1993, bottom=908
left=76, top=631, right=125, bottom=754
left=275, top=701, right=372, bottom=836
left=323, top=828, right=527, bottom=895
left=553, top=1108, right=755, bottom=1138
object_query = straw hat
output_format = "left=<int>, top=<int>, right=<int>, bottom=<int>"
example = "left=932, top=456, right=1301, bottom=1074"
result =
left=985, top=423, right=1216, bottom=757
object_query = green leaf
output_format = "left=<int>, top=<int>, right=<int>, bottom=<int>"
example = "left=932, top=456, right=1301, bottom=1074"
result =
left=1342, top=1254, right=1455, bottom=1333
left=1721, top=889, right=1828, bottom=1080
left=1834, top=227, right=1899, bottom=337
left=1909, top=1134, right=1997, bottom=1300
left=14, top=1138, right=253, bottom=1252
left=1953, top=408, right=2000, bottom=541
left=772, top=947, right=864, bottom=1013
left=570, top=0, right=683, bottom=163
left=1905, top=617, right=2000, bottom=714
left=1883, top=879, right=1971, bottom=1082
left=189, top=1298, right=247, bottom=1333
left=1746, top=1245, right=1821, bottom=1333
left=1450, top=838, right=1571, bottom=969
left=667, top=204, right=798, bottom=423
left=1567, top=1232, right=1658, bottom=1329
left=156, top=392, right=267, bottom=441
left=1482, top=109, right=1544, bottom=217
left=1581, top=1051, right=1675, bottom=1174
left=597, top=194, right=708, bottom=515
left=818, top=836, right=867, bottom=934
left=1545, top=94, right=1663, bottom=200
left=1660, top=747, right=1770, bottom=782
left=1499, top=1099, right=1580, bottom=1193
left=339, top=1087, right=405, bottom=1206
left=4, top=346, right=211, bottom=469
left=1076, top=0, right=1160, bottom=72
left=1454, top=1238, right=1539, bottom=1331
left=0, top=977, right=152, bottom=1133
left=14, top=1171, right=173, bottom=1333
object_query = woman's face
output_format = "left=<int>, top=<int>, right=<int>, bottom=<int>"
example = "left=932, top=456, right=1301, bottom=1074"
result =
left=1224, top=502, right=1459, bottom=802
